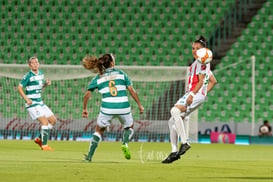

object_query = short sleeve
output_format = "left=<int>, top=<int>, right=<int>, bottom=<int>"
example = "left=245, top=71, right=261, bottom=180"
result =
left=87, top=75, right=99, bottom=91
left=122, top=71, right=132, bottom=87
left=19, top=73, right=29, bottom=87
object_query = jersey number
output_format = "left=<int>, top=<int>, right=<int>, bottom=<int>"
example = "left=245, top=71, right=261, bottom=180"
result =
left=109, top=80, right=117, bottom=96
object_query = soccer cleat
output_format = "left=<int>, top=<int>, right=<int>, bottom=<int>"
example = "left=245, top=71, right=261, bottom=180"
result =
left=177, top=143, right=191, bottom=156
left=121, top=144, right=131, bottom=160
left=34, top=137, right=42, bottom=148
left=162, top=152, right=180, bottom=164
left=41, top=145, right=54, bottom=151
left=83, top=154, right=92, bottom=162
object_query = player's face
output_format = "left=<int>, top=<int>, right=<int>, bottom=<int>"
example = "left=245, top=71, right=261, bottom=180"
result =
left=110, top=60, right=115, bottom=67
left=192, top=43, right=203, bottom=59
left=29, top=58, right=39, bottom=72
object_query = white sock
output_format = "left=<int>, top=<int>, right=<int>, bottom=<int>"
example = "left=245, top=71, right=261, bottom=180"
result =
left=128, top=128, right=134, bottom=141
left=183, top=116, right=190, bottom=142
left=171, top=107, right=187, bottom=144
left=89, top=132, right=101, bottom=147
left=48, top=123, right=53, bottom=130
left=168, top=117, right=178, bottom=152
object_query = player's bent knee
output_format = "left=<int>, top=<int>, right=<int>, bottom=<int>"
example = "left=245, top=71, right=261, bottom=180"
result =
left=168, top=118, right=174, bottom=125
left=48, top=116, right=57, bottom=125
left=170, top=107, right=181, bottom=117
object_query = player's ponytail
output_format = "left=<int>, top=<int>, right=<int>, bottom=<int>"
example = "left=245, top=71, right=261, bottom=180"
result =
left=82, top=55, right=99, bottom=73
left=83, top=54, right=114, bottom=75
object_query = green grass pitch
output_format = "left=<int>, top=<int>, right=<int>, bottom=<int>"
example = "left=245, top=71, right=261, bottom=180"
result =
left=0, top=140, right=273, bottom=182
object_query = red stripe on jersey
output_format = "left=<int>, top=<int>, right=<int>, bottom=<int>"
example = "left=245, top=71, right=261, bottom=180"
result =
left=187, top=60, right=210, bottom=95
left=190, top=65, right=199, bottom=91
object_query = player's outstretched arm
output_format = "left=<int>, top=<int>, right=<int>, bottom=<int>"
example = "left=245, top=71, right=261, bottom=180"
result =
left=127, top=86, right=144, bottom=114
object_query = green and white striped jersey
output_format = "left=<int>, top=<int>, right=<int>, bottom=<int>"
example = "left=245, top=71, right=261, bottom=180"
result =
left=19, top=70, right=45, bottom=108
left=87, top=68, right=132, bottom=115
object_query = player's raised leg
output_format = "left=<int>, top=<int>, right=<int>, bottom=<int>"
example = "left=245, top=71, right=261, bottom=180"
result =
left=37, top=116, right=53, bottom=151
left=34, top=107, right=56, bottom=148
left=121, top=127, right=134, bottom=160
left=171, top=106, right=191, bottom=156
left=162, top=117, right=180, bottom=163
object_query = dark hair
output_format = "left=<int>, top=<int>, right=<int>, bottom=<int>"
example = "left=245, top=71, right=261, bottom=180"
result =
left=82, top=53, right=115, bottom=75
left=194, top=35, right=207, bottom=48
left=264, top=120, right=269, bottom=124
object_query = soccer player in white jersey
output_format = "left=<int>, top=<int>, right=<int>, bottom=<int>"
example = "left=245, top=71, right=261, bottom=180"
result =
left=82, top=53, right=144, bottom=162
left=162, top=36, right=217, bottom=163
left=18, top=57, right=57, bottom=150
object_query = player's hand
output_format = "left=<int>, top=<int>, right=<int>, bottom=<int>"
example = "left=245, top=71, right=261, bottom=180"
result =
left=186, top=95, right=193, bottom=105
left=26, top=98, right=32, bottom=106
left=43, top=80, right=51, bottom=89
left=46, top=80, right=51, bottom=86
left=139, top=105, right=144, bottom=114
left=82, top=109, right=89, bottom=118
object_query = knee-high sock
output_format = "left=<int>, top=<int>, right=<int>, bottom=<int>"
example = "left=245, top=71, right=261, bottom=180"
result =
left=168, top=117, right=178, bottom=152
left=171, top=107, right=187, bottom=144
left=48, top=123, right=53, bottom=130
left=38, top=123, right=52, bottom=139
left=183, top=116, right=190, bottom=143
left=123, top=128, right=134, bottom=146
left=41, top=125, right=49, bottom=146
left=87, top=132, right=101, bottom=160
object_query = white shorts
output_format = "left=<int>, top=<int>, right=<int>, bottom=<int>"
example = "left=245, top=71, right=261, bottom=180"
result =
left=27, top=105, right=54, bottom=120
left=97, top=112, right=134, bottom=128
left=175, top=92, right=206, bottom=117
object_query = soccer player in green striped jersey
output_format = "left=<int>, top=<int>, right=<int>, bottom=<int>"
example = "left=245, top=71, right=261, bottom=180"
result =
left=82, top=53, right=144, bottom=162
left=18, top=57, right=56, bottom=151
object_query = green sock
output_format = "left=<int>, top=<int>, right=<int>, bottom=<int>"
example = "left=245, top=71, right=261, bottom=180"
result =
left=41, top=126, right=49, bottom=146
left=123, top=128, right=134, bottom=145
left=87, top=133, right=101, bottom=160
left=37, top=133, right=41, bottom=139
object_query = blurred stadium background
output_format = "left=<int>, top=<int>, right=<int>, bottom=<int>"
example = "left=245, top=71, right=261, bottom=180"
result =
left=0, top=0, right=272, bottom=144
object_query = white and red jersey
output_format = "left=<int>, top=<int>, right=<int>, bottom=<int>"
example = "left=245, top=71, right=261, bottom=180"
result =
left=187, top=60, right=211, bottom=96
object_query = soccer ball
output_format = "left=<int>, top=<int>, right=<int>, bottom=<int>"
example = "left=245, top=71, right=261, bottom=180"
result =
left=196, top=48, right=213, bottom=64
left=260, top=126, right=269, bottom=134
